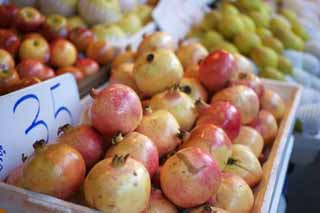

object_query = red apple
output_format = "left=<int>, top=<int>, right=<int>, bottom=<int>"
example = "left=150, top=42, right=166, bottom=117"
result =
left=0, top=49, right=15, bottom=72
left=42, top=14, right=68, bottom=41
left=211, top=85, right=260, bottom=125
left=75, top=58, right=99, bottom=76
left=199, top=50, right=236, bottom=93
left=50, top=38, right=77, bottom=68
left=16, top=59, right=55, bottom=81
left=0, top=68, right=20, bottom=88
left=249, top=110, right=278, bottom=144
left=0, top=4, right=19, bottom=28
left=86, top=40, right=114, bottom=65
left=0, top=29, right=20, bottom=56
left=197, top=101, right=241, bottom=140
left=15, top=7, right=45, bottom=33
left=68, top=27, right=94, bottom=52
left=181, top=124, right=232, bottom=170
left=56, top=66, right=84, bottom=82
left=19, top=35, right=50, bottom=63
left=230, top=71, right=264, bottom=98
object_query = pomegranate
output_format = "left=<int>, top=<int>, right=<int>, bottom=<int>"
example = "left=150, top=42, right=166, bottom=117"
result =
left=197, top=101, right=241, bottom=140
left=233, top=126, right=264, bottom=157
left=14, top=140, right=86, bottom=199
left=184, top=63, right=199, bottom=79
left=143, top=189, right=178, bottom=213
left=137, top=32, right=175, bottom=56
left=179, top=77, right=208, bottom=102
left=189, top=205, right=229, bottom=213
left=112, top=47, right=136, bottom=68
left=84, top=155, right=151, bottom=212
left=260, top=89, right=285, bottom=120
left=133, top=49, right=183, bottom=97
left=214, top=173, right=254, bottom=213
left=249, top=110, right=278, bottom=144
left=57, top=124, right=104, bottom=168
left=160, top=147, right=222, bottom=208
left=6, top=164, right=24, bottom=186
left=233, top=53, right=255, bottom=73
left=211, top=85, right=259, bottom=124
left=199, top=50, right=236, bottom=93
left=230, top=71, right=264, bottom=98
left=109, top=63, right=142, bottom=96
left=224, top=144, right=262, bottom=187
left=90, top=83, right=143, bottom=137
left=181, top=124, right=232, bottom=170
left=136, top=108, right=181, bottom=157
left=149, top=87, right=197, bottom=131
left=105, top=132, right=159, bottom=177
left=176, top=42, right=208, bottom=69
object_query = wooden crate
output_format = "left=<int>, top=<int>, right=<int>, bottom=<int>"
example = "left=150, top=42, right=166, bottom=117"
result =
left=0, top=80, right=302, bottom=213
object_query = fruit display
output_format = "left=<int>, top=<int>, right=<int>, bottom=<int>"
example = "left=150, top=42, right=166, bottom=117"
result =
left=188, top=0, right=310, bottom=80
left=0, top=0, right=157, bottom=96
left=4, top=30, right=291, bottom=213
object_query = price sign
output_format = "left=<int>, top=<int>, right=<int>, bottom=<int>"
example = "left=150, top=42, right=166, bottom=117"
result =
left=152, top=0, right=212, bottom=41
left=0, top=74, right=81, bottom=180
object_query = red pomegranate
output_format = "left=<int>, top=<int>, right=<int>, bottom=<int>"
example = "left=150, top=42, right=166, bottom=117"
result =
left=57, top=124, right=104, bottom=168
left=197, top=101, right=241, bottom=140
left=181, top=124, right=232, bottom=170
left=13, top=140, right=86, bottom=199
left=149, top=87, right=197, bottom=131
left=143, top=189, right=178, bottom=213
left=199, top=50, right=236, bottom=93
left=136, top=108, right=181, bottom=157
left=230, top=71, right=264, bottom=98
left=249, top=110, right=278, bottom=144
left=211, top=85, right=259, bottom=125
left=105, top=132, right=159, bottom=177
left=84, top=155, right=151, bottom=212
left=160, top=147, right=222, bottom=208
left=90, top=83, right=143, bottom=137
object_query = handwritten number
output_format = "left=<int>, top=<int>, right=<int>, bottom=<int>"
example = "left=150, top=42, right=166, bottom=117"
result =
left=50, top=83, right=73, bottom=123
left=13, top=94, right=49, bottom=142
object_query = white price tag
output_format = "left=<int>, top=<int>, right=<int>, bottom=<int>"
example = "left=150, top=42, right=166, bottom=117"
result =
left=152, top=0, right=212, bottom=41
left=0, top=74, right=81, bottom=180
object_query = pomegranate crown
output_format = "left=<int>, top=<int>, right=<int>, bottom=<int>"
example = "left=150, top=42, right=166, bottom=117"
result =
left=111, top=154, right=130, bottom=168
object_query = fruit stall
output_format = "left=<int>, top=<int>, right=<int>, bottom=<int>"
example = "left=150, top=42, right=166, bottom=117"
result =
left=1, top=0, right=319, bottom=212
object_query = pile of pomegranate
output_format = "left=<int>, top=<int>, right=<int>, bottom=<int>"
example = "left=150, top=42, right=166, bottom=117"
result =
left=6, top=32, right=286, bottom=213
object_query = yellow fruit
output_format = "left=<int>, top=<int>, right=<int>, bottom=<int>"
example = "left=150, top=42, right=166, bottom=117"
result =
left=201, top=10, right=222, bottom=30
left=249, top=11, right=269, bottom=28
left=241, top=14, right=256, bottom=32
left=250, top=46, right=278, bottom=68
left=256, top=27, right=272, bottom=39
left=238, top=0, right=261, bottom=11
left=278, top=56, right=293, bottom=75
left=259, top=67, right=285, bottom=80
left=234, top=31, right=261, bottom=55
left=219, top=3, right=239, bottom=15
left=270, top=15, right=291, bottom=34
left=281, top=9, right=298, bottom=24
left=201, top=30, right=224, bottom=50
left=117, top=13, right=142, bottom=34
left=212, top=42, right=238, bottom=54
left=292, top=22, right=309, bottom=41
left=262, top=36, right=284, bottom=54
left=276, top=30, right=304, bottom=51
left=218, top=14, right=244, bottom=39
